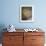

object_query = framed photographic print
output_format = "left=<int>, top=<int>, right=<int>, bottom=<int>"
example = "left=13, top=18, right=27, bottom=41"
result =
left=20, top=5, right=34, bottom=22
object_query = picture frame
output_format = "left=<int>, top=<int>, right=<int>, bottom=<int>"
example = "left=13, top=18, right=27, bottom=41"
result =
left=20, top=5, right=34, bottom=22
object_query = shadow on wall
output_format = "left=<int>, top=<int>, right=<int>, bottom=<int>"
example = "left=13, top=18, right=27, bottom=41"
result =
left=0, top=24, right=7, bottom=43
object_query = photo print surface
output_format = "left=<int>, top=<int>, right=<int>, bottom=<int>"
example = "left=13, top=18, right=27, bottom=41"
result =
left=22, top=7, right=32, bottom=20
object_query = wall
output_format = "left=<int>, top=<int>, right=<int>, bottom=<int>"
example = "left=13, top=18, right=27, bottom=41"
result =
left=0, top=0, right=46, bottom=29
